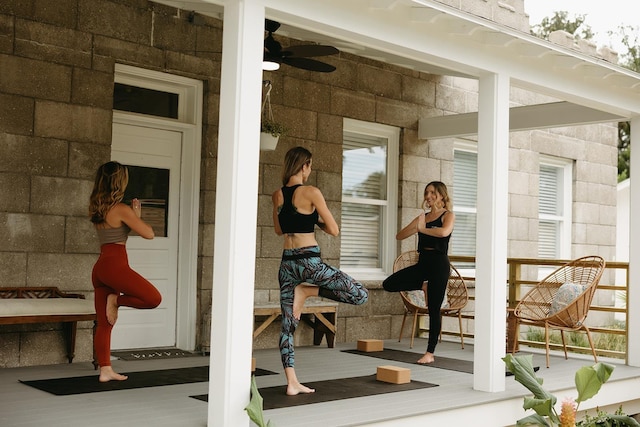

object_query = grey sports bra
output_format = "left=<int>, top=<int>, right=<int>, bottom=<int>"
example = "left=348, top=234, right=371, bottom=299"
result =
left=96, top=224, right=131, bottom=245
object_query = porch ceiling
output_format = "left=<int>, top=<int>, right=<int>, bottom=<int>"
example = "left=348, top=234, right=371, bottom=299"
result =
left=156, top=0, right=640, bottom=135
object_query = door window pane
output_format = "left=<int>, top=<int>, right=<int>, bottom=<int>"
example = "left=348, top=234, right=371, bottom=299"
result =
left=123, top=166, right=170, bottom=237
left=113, top=83, right=179, bottom=119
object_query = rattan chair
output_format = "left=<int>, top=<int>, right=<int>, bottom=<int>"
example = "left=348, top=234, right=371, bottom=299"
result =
left=512, top=255, right=606, bottom=368
left=394, top=250, right=469, bottom=349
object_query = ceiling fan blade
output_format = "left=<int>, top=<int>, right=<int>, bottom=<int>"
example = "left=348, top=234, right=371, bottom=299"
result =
left=264, top=34, right=282, bottom=55
left=283, top=45, right=339, bottom=58
left=282, top=57, right=336, bottom=73
left=265, top=19, right=280, bottom=33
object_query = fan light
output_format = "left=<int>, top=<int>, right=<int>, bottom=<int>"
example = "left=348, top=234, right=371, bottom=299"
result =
left=262, top=60, right=280, bottom=71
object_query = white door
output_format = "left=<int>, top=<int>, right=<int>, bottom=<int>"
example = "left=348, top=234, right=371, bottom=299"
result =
left=110, top=123, right=182, bottom=349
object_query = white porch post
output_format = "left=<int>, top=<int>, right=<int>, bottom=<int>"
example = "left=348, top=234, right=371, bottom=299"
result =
left=627, top=116, right=640, bottom=367
left=473, top=72, right=509, bottom=392
left=208, top=0, right=264, bottom=425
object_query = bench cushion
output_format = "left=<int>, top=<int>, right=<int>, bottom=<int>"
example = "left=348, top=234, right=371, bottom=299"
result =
left=0, top=299, right=96, bottom=317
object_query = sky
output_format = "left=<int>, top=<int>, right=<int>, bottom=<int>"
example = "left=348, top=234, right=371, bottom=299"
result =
left=523, top=0, right=634, bottom=54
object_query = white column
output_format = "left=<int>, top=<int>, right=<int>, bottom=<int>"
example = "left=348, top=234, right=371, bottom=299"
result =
left=473, top=72, right=510, bottom=392
left=627, top=116, right=640, bottom=367
left=208, top=0, right=264, bottom=426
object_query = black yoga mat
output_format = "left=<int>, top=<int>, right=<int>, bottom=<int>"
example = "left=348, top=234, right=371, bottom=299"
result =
left=191, top=374, right=437, bottom=409
left=342, top=349, right=538, bottom=375
left=21, top=366, right=277, bottom=396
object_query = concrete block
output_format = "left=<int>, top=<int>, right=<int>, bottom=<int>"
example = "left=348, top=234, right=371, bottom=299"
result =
left=357, top=339, right=384, bottom=352
left=376, top=365, right=410, bottom=384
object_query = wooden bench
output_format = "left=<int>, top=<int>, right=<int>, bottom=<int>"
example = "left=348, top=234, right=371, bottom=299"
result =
left=0, top=287, right=97, bottom=365
left=253, top=300, right=338, bottom=347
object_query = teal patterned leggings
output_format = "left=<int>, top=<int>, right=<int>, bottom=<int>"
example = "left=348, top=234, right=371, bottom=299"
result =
left=278, top=245, right=368, bottom=368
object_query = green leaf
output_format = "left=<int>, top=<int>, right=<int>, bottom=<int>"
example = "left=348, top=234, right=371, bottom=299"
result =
left=516, top=413, right=552, bottom=426
left=503, top=354, right=555, bottom=402
left=523, top=397, right=555, bottom=417
left=575, top=363, right=614, bottom=403
left=244, top=375, right=268, bottom=427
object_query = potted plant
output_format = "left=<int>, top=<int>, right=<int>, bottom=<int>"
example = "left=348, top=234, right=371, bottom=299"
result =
left=260, top=81, right=287, bottom=151
left=503, top=354, right=640, bottom=427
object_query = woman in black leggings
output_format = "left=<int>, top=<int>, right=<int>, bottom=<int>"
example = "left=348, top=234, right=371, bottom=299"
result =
left=383, top=181, right=455, bottom=364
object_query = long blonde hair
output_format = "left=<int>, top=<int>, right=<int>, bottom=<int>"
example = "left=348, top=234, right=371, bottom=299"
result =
left=281, top=146, right=312, bottom=186
left=422, top=181, right=452, bottom=211
left=88, top=161, right=129, bottom=224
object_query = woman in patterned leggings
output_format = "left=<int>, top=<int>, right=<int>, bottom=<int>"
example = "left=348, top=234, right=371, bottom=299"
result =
left=272, top=146, right=369, bottom=396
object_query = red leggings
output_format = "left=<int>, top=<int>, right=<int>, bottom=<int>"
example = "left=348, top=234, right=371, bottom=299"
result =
left=91, top=244, right=162, bottom=367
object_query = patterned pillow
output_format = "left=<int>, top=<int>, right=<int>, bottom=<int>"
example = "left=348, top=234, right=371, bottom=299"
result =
left=404, top=290, right=426, bottom=307
left=549, top=282, right=587, bottom=315
left=403, top=290, right=449, bottom=309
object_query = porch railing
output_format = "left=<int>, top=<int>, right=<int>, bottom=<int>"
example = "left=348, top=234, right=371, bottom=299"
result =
left=434, top=256, right=630, bottom=361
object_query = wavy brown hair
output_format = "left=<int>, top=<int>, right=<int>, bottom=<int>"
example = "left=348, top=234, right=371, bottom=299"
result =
left=88, top=161, right=129, bottom=224
left=422, top=181, right=452, bottom=211
left=281, top=146, right=312, bottom=186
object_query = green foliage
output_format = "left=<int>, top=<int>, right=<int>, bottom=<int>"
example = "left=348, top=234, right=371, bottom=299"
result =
left=244, top=375, right=275, bottom=427
left=261, top=120, right=288, bottom=137
left=531, top=11, right=594, bottom=41
left=503, top=354, right=639, bottom=427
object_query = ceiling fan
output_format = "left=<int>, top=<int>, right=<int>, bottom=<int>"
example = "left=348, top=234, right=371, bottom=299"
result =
left=263, top=19, right=339, bottom=73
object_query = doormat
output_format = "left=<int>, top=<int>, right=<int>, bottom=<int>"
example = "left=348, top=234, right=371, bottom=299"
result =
left=191, top=374, right=437, bottom=409
left=21, top=366, right=277, bottom=396
left=111, top=348, right=200, bottom=360
left=342, top=349, right=539, bottom=376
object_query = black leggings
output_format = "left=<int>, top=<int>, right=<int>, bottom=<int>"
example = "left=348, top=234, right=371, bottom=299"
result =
left=383, top=251, right=450, bottom=353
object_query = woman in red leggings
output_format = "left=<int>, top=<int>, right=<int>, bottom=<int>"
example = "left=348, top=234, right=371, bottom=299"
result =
left=88, top=161, right=161, bottom=382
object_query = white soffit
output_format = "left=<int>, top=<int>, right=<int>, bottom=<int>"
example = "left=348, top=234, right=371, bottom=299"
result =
left=418, top=101, right=625, bottom=139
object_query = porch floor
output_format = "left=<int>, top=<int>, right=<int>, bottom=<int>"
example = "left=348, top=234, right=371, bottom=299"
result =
left=2, top=339, right=639, bottom=427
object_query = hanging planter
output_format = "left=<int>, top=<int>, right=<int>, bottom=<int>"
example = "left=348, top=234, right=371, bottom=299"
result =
left=260, top=81, right=287, bottom=151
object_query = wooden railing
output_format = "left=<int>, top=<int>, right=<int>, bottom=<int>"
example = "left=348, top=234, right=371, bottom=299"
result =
left=441, top=256, right=630, bottom=361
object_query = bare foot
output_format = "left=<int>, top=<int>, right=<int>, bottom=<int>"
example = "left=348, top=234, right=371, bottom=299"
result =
left=286, top=382, right=316, bottom=396
left=106, top=293, right=119, bottom=325
left=293, top=285, right=318, bottom=320
left=417, top=352, right=435, bottom=364
left=99, top=366, right=128, bottom=382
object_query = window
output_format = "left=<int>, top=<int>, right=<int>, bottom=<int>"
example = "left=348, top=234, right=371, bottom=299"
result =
left=340, top=119, right=399, bottom=278
left=113, top=83, right=179, bottom=119
left=452, top=146, right=477, bottom=265
left=538, top=159, right=572, bottom=259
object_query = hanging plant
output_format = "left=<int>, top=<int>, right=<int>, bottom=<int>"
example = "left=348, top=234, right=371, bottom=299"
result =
left=260, top=81, right=287, bottom=150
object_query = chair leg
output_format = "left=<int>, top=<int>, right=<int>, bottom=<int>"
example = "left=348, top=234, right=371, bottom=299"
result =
left=399, top=312, right=408, bottom=343
left=560, top=330, right=568, bottom=360
left=583, top=325, right=598, bottom=364
left=457, top=313, right=464, bottom=349
left=544, top=323, right=551, bottom=368
left=410, top=312, right=419, bottom=349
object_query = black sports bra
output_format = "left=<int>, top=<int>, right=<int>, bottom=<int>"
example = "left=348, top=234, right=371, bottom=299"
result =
left=278, top=185, right=319, bottom=234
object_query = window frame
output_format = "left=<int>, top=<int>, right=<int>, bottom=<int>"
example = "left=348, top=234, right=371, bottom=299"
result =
left=340, top=118, right=399, bottom=280
left=452, top=141, right=478, bottom=272
left=538, top=156, right=573, bottom=260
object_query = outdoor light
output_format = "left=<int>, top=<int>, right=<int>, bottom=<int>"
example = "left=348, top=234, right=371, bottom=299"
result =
left=262, top=60, right=280, bottom=71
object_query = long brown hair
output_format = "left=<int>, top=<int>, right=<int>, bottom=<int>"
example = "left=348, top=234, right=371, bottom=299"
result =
left=422, top=181, right=452, bottom=211
left=88, top=161, right=129, bottom=224
left=281, top=146, right=312, bottom=186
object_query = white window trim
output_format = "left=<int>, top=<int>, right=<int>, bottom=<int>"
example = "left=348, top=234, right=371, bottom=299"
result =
left=539, top=155, right=573, bottom=259
left=342, top=118, right=399, bottom=280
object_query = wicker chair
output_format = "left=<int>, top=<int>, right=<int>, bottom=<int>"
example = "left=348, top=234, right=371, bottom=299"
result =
left=394, top=251, right=469, bottom=349
left=512, top=255, right=606, bottom=368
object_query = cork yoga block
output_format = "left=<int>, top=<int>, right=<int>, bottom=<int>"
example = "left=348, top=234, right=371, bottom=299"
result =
left=376, top=365, right=411, bottom=384
left=357, top=339, right=384, bottom=352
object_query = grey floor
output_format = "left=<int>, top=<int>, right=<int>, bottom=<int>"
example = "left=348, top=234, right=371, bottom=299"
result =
left=1, top=339, right=639, bottom=427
